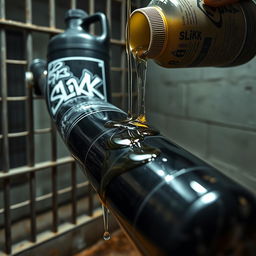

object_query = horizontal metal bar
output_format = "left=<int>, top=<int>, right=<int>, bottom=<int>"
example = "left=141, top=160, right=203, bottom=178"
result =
left=0, top=92, right=133, bottom=103
left=0, top=128, right=52, bottom=139
left=111, top=67, right=125, bottom=72
left=0, top=96, right=28, bottom=101
left=0, top=19, right=125, bottom=46
left=34, top=128, right=52, bottom=134
left=0, top=181, right=89, bottom=214
left=112, top=92, right=138, bottom=98
left=0, top=156, right=74, bottom=179
left=114, top=0, right=138, bottom=6
left=33, top=95, right=44, bottom=99
left=0, top=131, right=29, bottom=139
left=111, top=39, right=125, bottom=46
left=113, top=0, right=139, bottom=8
left=10, top=210, right=103, bottom=256
left=6, top=59, right=27, bottom=65
left=0, top=19, right=62, bottom=34
left=111, top=67, right=136, bottom=72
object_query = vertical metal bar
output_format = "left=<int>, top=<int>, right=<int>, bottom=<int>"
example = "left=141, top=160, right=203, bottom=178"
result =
left=70, top=0, right=76, bottom=9
left=49, top=0, right=56, bottom=28
left=29, top=170, right=37, bottom=241
left=89, top=0, right=95, bottom=34
left=88, top=184, right=94, bottom=216
left=1, top=0, right=12, bottom=253
left=25, top=0, right=34, bottom=167
left=49, top=0, right=58, bottom=233
left=0, top=0, right=8, bottom=172
left=25, top=0, right=37, bottom=242
left=88, top=0, right=95, bottom=217
left=51, top=122, right=58, bottom=232
left=121, top=0, right=127, bottom=110
left=106, top=0, right=112, bottom=28
left=89, top=0, right=95, bottom=14
left=71, top=162, right=77, bottom=224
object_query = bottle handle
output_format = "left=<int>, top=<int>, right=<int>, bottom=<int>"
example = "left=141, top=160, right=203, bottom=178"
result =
left=82, top=12, right=109, bottom=44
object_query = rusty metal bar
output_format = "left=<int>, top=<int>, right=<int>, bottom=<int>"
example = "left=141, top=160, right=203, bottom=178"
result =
left=0, top=19, right=63, bottom=34
left=0, top=131, right=28, bottom=139
left=1, top=0, right=12, bottom=253
left=10, top=212, right=102, bottom=256
left=89, top=0, right=95, bottom=15
left=5, top=59, right=27, bottom=64
left=88, top=185, right=94, bottom=216
left=111, top=66, right=129, bottom=71
left=3, top=175, right=11, bottom=254
left=0, top=156, right=74, bottom=179
left=87, top=0, right=96, bottom=217
left=51, top=122, right=58, bottom=232
left=0, top=128, right=52, bottom=139
left=111, top=38, right=125, bottom=46
left=52, top=164, right=58, bottom=233
left=0, top=0, right=130, bottom=253
left=33, top=95, right=44, bottom=99
left=0, top=5, right=9, bottom=172
left=0, top=20, right=126, bottom=46
left=29, top=171, right=37, bottom=242
left=71, top=162, right=77, bottom=224
left=70, top=0, right=76, bottom=9
left=49, top=0, right=56, bottom=28
left=0, top=181, right=89, bottom=214
left=34, top=128, right=52, bottom=134
left=26, top=0, right=37, bottom=243
left=106, top=0, right=112, bottom=28
left=2, top=96, right=28, bottom=101
left=25, top=71, right=35, bottom=166
left=89, top=0, right=95, bottom=34
left=112, top=92, right=138, bottom=97
left=121, top=0, right=127, bottom=110
left=49, top=0, right=58, bottom=233
left=0, top=83, right=134, bottom=101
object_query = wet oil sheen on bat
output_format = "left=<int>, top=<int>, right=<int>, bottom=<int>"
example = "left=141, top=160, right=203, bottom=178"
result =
left=100, top=0, right=161, bottom=239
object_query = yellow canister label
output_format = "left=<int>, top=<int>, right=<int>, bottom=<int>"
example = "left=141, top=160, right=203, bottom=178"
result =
left=156, top=0, right=246, bottom=67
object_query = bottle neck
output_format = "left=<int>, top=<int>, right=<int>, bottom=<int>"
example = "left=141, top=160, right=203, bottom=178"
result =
left=129, top=7, right=167, bottom=59
left=66, top=18, right=84, bottom=30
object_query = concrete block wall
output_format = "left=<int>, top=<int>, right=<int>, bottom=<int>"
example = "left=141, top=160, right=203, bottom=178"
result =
left=146, top=57, right=256, bottom=194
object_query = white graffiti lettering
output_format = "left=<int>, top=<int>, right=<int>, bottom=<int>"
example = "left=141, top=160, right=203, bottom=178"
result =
left=48, top=61, right=72, bottom=86
left=50, top=66, right=104, bottom=115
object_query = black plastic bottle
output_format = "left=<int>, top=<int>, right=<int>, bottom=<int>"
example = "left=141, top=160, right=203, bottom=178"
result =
left=32, top=9, right=256, bottom=256
left=47, top=9, right=111, bottom=119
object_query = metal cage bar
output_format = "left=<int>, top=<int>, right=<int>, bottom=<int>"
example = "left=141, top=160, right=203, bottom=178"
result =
left=70, top=0, right=77, bottom=9
left=71, top=162, right=77, bottom=224
left=0, top=0, right=12, bottom=253
left=0, top=0, right=141, bottom=254
left=25, top=0, right=37, bottom=243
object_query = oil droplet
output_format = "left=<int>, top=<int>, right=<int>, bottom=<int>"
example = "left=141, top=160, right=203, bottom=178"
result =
left=102, top=205, right=111, bottom=241
left=103, top=231, right=111, bottom=241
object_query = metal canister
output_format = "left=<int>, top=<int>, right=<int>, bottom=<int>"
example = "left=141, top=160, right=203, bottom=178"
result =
left=129, top=0, right=256, bottom=67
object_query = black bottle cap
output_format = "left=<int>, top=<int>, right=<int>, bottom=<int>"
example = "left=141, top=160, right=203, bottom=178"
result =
left=65, top=9, right=87, bottom=21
